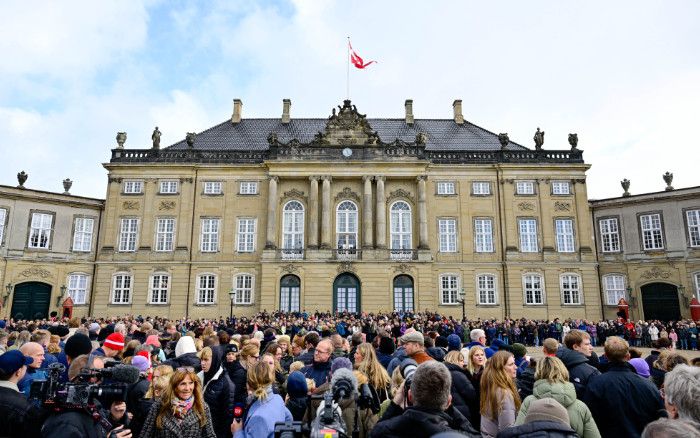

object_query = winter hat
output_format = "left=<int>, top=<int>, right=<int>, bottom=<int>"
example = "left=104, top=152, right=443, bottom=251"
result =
left=400, top=331, right=424, bottom=345
left=48, top=325, right=70, bottom=338
left=286, top=371, right=308, bottom=398
left=132, top=355, right=151, bottom=373
left=511, top=343, right=527, bottom=359
left=525, top=397, right=570, bottom=425
left=447, top=334, right=462, bottom=352
left=145, top=335, right=161, bottom=348
left=103, top=333, right=125, bottom=351
left=65, top=333, right=93, bottom=359
left=88, top=322, right=100, bottom=333
left=630, top=358, right=651, bottom=378
left=97, top=324, right=115, bottom=343
left=175, top=336, right=196, bottom=357
left=379, top=336, right=396, bottom=355
left=435, top=336, right=449, bottom=349
left=331, top=357, right=353, bottom=374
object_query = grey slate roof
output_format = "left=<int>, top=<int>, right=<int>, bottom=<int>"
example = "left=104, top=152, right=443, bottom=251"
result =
left=166, top=118, right=528, bottom=151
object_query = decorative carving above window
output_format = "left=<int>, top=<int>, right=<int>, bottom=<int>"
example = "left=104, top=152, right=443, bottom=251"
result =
left=123, top=201, right=139, bottom=210
left=159, top=201, right=176, bottom=210
left=640, top=267, right=671, bottom=280
left=518, top=202, right=535, bottom=211
left=554, top=201, right=571, bottom=212
left=393, top=263, right=413, bottom=274
left=387, top=189, right=413, bottom=204
left=281, top=264, right=299, bottom=274
left=18, top=267, right=53, bottom=279
left=281, top=188, right=306, bottom=202
left=334, top=187, right=361, bottom=203
left=337, top=261, right=356, bottom=274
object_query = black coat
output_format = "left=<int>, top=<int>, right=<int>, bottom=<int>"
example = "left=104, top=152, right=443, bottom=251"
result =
left=497, top=420, right=578, bottom=438
left=129, top=397, right=157, bottom=438
left=0, top=386, right=42, bottom=437
left=164, top=352, right=202, bottom=373
left=202, top=367, right=236, bottom=438
left=555, top=347, right=601, bottom=401
left=444, top=362, right=479, bottom=430
left=370, top=402, right=480, bottom=438
left=286, top=396, right=308, bottom=422
left=41, top=411, right=106, bottom=438
left=230, top=360, right=249, bottom=404
left=126, top=376, right=150, bottom=414
left=517, top=365, right=536, bottom=399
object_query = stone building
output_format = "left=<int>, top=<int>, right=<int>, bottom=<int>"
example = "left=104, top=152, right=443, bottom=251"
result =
left=0, top=175, right=104, bottom=319
left=92, top=99, right=600, bottom=320
left=590, top=177, right=700, bottom=321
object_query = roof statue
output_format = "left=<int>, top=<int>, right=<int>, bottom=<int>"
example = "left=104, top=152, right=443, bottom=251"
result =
left=186, top=132, right=196, bottom=148
left=568, top=133, right=578, bottom=150
left=533, top=127, right=545, bottom=150
left=151, top=126, right=161, bottom=149
left=323, top=100, right=380, bottom=146
left=498, top=133, right=509, bottom=150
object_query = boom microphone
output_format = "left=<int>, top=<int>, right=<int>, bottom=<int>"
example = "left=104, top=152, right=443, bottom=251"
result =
left=330, top=368, right=357, bottom=401
left=99, top=364, right=141, bottom=384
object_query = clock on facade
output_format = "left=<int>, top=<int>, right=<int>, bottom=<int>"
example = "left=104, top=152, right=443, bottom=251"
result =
left=342, top=147, right=353, bottom=158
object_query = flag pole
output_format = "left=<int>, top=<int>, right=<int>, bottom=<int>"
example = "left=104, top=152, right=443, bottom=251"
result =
left=346, top=36, right=350, bottom=100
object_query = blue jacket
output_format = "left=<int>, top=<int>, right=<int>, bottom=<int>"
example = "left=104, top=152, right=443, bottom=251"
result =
left=301, top=360, right=332, bottom=388
left=235, top=389, right=293, bottom=438
left=18, top=367, right=47, bottom=396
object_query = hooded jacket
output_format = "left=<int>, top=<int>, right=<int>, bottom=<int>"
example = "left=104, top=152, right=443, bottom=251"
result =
left=444, top=361, right=480, bottom=430
left=197, top=346, right=236, bottom=438
left=164, top=336, right=201, bottom=372
left=555, top=347, right=600, bottom=400
left=370, top=403, right=479, bottom=438
left=497, top=420, right=578, bottom=438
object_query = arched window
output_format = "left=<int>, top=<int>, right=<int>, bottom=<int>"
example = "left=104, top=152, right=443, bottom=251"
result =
left=390, top=201, right=412, bottom=259
left=336, top=201, right=358, bottom=256
left=280, top=275, right=301, bottom=312
left=282, top=201, right=304, bottom=259
left=393, top=275, right=414, bottom=312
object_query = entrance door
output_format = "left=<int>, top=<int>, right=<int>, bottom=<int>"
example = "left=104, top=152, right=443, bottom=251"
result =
left=393, top=275, right=414, bottom=312
left=280, top=275, right=301, bottom=312
left=641, top=282, right=681, bottom=321
left=11, top=282, right=52, bottom=320
left=333, top=274, right=360, bottom=313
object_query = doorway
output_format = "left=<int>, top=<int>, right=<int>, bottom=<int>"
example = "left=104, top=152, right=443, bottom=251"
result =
left=11, top=282, right=52, bottom=320
left=393, top=275, right=414, bottom=312
left=333, top=273, right=361, bottom=313
left=641, top=282, right=681, bottom=321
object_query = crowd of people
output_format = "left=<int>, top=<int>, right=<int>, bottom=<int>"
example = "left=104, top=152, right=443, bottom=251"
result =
left=0, top=311, right=698, bottom=438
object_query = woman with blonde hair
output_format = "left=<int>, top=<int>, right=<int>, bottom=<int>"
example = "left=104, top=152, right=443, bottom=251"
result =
left=516, top=356, right=600, bottom=438
left=131, top=373, right=171, bottom=436
left=480, top=350, right=521, bottom=438
left=231, top=343, right=259, bottom=404
left=445, top=350, right=480, bottom=430
left=198, top=346, right=235, bottom=438
left=139, top=367, right=216, bottom=437
left=354, top=343, right=391, bottom=401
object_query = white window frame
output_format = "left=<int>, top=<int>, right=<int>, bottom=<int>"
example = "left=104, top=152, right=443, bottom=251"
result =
left=149, top=273, right=170, bottom=304
left=234, top=273, right=254, bottom=305
left=551, top=181, right=571, bottom=195
left=28, top=212, right=53, bottom=249
left=474, top=218, right=494, bottom=253
left=155, top=218, right=175, bottom=252
left=640, top=213, right=664, bottom=250
left=555, top=218, right=575, bottom=253
left=518, top=218, right=539, bottom=252
left=599, top=217, right=621, bottom=253
left=196, top=274, right=217, bottom=304
left=438, top=218, right=457, bottom=253
left=118, top=218, right=139, bottom=252
left=686, top=209, right=700, bottom=247
left=200, top=218, right=220, bottom=253
left=476, top=274, right=497, bottom=305
left=203, top=181, right=223, bottom=195
left=437, top=181, right=456, bottom=195
left=694, top=272, right=700, bottom=301
left=390, top=201, right=412, bottom=254
left=72, top=217, right=94, bottom=252
left=439, top=274, right=459, bottom=305
left=240, top=181, right=258, bottom=195
left=472, top=181, right=491, bottom=195
left=67, top=273, right=88, bottom=305
left=123, top=180, right=143, bottom=194
left=603, top=274, right=626, bottom=305
left=516, top=181, right=535, bottom=195
left=282, top=201, right=305, bottom=258
left=560, top=273, right=582, bottom=305
left=523, top=273, right=545, bottom=305
left=111, top=273, right=132, bottom=304
left=0, top=208, right=7, bottom=245
left=336, top=201, right=358, bottom=251
left=237, top=218, right=257, bottom=253
left=159, top=180, right=179, bottom=194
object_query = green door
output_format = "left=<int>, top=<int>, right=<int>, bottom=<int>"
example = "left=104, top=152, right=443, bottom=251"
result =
left=333, top=274, right=360, bottom=313
left=641, top=282, right=681, bottom=322
left=11, top=282, right=52, bottom=320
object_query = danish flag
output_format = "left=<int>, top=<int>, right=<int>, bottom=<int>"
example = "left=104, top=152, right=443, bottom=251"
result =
left=349, top=41, right=376, bottom=69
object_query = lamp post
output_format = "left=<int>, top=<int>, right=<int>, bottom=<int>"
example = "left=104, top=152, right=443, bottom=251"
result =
left=228, top=288, right=235, bottom=319
left=56, top=285, right=66, bottom=307
left=458, top=287, right=466, bottom=321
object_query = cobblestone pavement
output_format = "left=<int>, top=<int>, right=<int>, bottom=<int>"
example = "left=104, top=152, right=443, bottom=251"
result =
left=526, top=345, right=700, bottom=360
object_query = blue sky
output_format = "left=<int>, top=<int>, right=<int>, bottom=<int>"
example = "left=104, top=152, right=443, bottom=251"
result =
left=1, top=1, right=698, bottom=199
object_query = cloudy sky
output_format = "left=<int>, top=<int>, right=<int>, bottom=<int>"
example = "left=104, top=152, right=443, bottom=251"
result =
left=1, top=1, right=698, bottom=200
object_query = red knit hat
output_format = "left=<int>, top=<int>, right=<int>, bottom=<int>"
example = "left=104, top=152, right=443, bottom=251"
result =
left=104, top=332, right=125, bottom=351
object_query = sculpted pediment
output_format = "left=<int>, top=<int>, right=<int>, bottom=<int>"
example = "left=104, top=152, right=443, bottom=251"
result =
left=322, top=100, right=380, bottom=146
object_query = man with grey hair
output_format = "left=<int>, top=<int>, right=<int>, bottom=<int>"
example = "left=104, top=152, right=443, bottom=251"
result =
left=466, top=328, right=495, bottom=357
left=370, top=361, right=479, bottom=437
left=642, top=418, right=700, bottom=437
left=662, top=364, right=700, bottom=425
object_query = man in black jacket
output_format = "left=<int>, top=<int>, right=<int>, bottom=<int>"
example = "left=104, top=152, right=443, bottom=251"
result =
left=0, top=350, right=42, bottom=437
left=555, top=329, right=600, bottom=400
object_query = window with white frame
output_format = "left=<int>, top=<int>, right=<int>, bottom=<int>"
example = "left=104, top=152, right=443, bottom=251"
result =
left=551, top=181, right=570, bottom=195
left=200, top=218, right=220, bottom=252
left=694, top=272, right=700, bottom=300
left=155, top=218, right=175, bottom=252
left=390, top=201, right=412, bottom=250
left=123, top=180, right=143, bottom=194
left=437, top=181, right=456, bottom=195
left=518, top=218, right=538, bottom=252
left=516, top=181, right=535, bottom=195
left=477, top=274, right=497, bottom=305
left=240, top=181, right=258, bottom=195
left=159, top=180, right=178, bottom=194
left=72, top=217, right=94, bottom=252
left=149, top=274, right=169, bottom=304
left=687, top=210, right=700, bottom=247
left=438, top=218, right=457, bottom=252
left=472, top=181, right=491, bottom=195
left=237, top=218, right=256, bottom=252
left=112, top=273, right=132, bottom=304
left=196, top=274, right=216, bottom=304
left=523, top=274, right=544, bottom=304
left=440, top=274, right=459, bottom=304
left=282, top=201, right=304, bottom=254
left=118, top=218, right=139, bottom=252
left=336, top=201, right=358, bottom=250
left=0, top=208, right=6, bottom=244
left=475, top=218, right=494, bottom=252
left=28, top=212, right=53, bottom=249
left=67, top=273, right=88, bottom=305
left=234, top=274, right=253, bottom=305
left=603, top=274, right=626, bottom=305
left=640, top=213, right=664, bottom=250
left=561, top=274, right=582, bottom=305
left=555, top=219, right=575, bottom=252
left=203, top=181, right=223, bottom=195
left=599, top=218, right=621, bottom=252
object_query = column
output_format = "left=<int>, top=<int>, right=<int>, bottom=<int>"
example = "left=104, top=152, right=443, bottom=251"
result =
left=308, top=176, right=319, bottom=249
left=417, top=175, right=429, bottom=249
left=265, top=176, right=279, bottom=249
left=362, top=176, right=374, bottom=249
left=320, top=175, right=332, bottom=249
left=375, top=176, right=386, bottom=248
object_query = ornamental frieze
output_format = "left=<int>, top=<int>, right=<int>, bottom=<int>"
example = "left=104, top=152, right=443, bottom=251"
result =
left=123, top=201, right=139, bottom=210
left=518, top=202, right=536, bottom=211
left=387, top=189, right=413, bottom=204
left=554, top=201, right=571, bottom=211
left=159, top=201, right=176, bottom=210
left=281, top=264, right=299, bottom=274
left=18, top=267, right=53, bottom=279
left=393, top=263, right=413, bottom=274
left=334, top=187, right=361, bottom=203
left=640, top=267, right=672, bottom=280
left=281, top=189, right=305, bottom=202
left=337, top=261, right=356, bottom=274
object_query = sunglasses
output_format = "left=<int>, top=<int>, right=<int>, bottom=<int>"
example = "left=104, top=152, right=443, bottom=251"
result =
left=176, top=366, right=195, bottom=372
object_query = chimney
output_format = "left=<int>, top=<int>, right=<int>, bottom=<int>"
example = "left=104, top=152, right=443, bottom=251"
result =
left=404, top=99, right=414, bottom=125
left=281, top=99, right=291, bottom=124
left=231, top=99, right=242, bottom=124
left=453, top=99, right=464, bottom=125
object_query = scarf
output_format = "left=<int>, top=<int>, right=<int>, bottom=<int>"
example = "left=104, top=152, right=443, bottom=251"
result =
left=172, top=396, right=194, bottom=419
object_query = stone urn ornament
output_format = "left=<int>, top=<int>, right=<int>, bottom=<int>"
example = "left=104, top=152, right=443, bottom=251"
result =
left=17, top=171, right=28, bottom=188
left=186, top=132, right=196, bottom=148
left=116, top=132, right=127, bottom=148
left=663, top=171, right=674, bottom=191
left=568, top=133, right=579, bottom=151
left=498, top=133, right=509, bottom=150
left=621, top=178, right=631, bottom=197
left=62, top=178, right=73, bottom=194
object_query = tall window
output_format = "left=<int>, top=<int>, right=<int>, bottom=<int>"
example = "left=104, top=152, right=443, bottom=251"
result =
left=72, top=217, right=94, bottom=252
left=438, top=218, right=457, bottom=252
left=516, top=181, right=535, bottom=195
left=437, top=182, right=455, bottom=195
left=694, top=272, right=700, bottom=300
left=390, top=201, right=412, bottom=255
left=393, top=275, right=414, bottom=312
left=123, top=180, right=143, bottom=194
left=280, top=275, right=300, bottom=312
left=603, top=274, right=626, bottom=305
left=523, top=274, right=544, bottom=304
left=336, top=201, right=358, bottom=250
left=240, top=181, right=258, bottom=195
left=555, top=219, right=575, bottom=252
left=159, top=180, right=178, bottom=194
left=518, top=219, right=538, bottom=252
left=640, top=213, right=664, bottom=250
left=149, top=274, right=169, bottom=304
left=0, top=208, right=6, bottom=244
left=440, top=274, right=459, bottom=305
left=475, top=218, right=494, bottom=252
left=200, top=218, right=220, bottom=252
left=237, top=218, right=256, bottom=252
left=28, top=212, right=53, bottom=249
left=477, top=274, right=497, bottom=305
left=203, top=181, right=222, bottom=195
left=118, top=218, right=139, bottom=252
left=687, top=210, right=700, bottom=247
left=196, top=274, right=216, bottom=304
left=282, top=201, right=304, bottom=259
left=67, top=273, right=88, bottom=305
left=234, top=274, right=253, bottom=305
left=155, top=218, right=175, bottom=252
left=599, top=218, right=621, bottom=252
left=472, top=182, right=490, bottom=195
left=561, top=274, right=581, bottom=305
left=112, top=273, right=132, bottom=304
left=551, top=181, right=570, bottom=195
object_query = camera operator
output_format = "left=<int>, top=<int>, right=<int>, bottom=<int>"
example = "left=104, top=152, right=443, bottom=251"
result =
left=370, top=361, right=479, bottom=438
left=0, top=350, right=43, bottom=437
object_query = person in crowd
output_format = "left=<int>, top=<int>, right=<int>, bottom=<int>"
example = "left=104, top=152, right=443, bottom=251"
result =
left=130, top=374, right=170, bottom=437
left=465, top=344, right=486, bottom=411
left=515, top=356, right=600, bottom=438
left=516, top=357, right=537, bottom=400
left=127, top=353, right=152, bottom=414
left=498, top=397, right=578, bottom=438
left=93, top=332, right=125, bottom=359
left=400, top=331, right=434, bottom=365
left=0, top=350, right=41, bottom=437
left=480, top=350, right=521, bottom=438
left=57, top=332, right=93, bottom=382
left=231, top=343, right=259, bottom=404
left=646, top=337, right=672, bottom=370
left=263, top=342, right=287, bottom=392
left=630, top=357, right=652, bottom=379
left=584, top=337, right=664, bottom=437
left=231, top=361, right=293, bottom=438
left=447, top=333, right=462, bottom=352
left=555, top=329, right=600, bottom=400
left=642, top=418, right=700, bottom=438
left=354, top=342, right=391, bottom=401
left=296, top=332, right=320, bottom=365
left=276, top=335, right=294, bottom=372
left=197, top=346, right=235, bottom=438
left=376, top=336, right=395, bottom=369
left=444, top=350, right=480, bottom=431
left=661, top=364, right=700, bottom=425
left=466, top=329, right=496, bottom=358
left=17, top=341, right=46, bottom=395
left=386, top=331, right=410, bottom=376
left=510, top=343, right=529, bottom=377
left=301, top=338, right=333, bottom=387
left=284, top=371, right=309, bottom=421
left=348, top=332, right=364, bottom=365
left=424, top=335, right=446, bottom=362
left=164, top=335, right=201, bottom=372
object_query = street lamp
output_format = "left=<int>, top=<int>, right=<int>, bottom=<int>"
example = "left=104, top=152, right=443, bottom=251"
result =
left=56, top=285, right=66, bottom=307
left=457, top=287, right=466, bottom=321
left=228, top=288, right=235, bottom=319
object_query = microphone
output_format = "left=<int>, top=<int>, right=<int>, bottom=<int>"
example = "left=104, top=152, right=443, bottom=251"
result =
left=99, top=364, right=141, bottom=384
left=330, top=368, right=357, bottom=401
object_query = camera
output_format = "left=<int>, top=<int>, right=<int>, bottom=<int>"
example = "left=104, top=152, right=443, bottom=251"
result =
left=274, top=421, right=305, bottom=438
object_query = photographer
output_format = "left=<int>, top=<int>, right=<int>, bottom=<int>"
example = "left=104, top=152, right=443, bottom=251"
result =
left=370, top=361, right=479, bottom=438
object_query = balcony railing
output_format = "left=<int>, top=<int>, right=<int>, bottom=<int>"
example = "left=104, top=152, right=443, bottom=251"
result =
left=280, top=248, right=304, bottom=260
left=390, top=249, right=417, bottom=261
left=334, top=249, right=361, bottom=261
